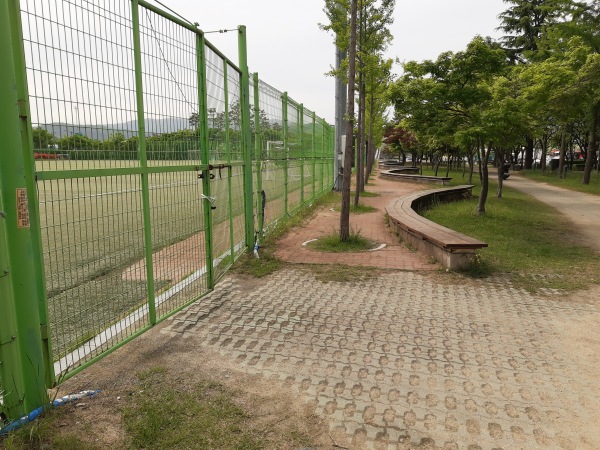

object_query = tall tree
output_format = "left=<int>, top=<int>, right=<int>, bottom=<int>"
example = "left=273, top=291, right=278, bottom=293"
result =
left=354, top=0, right=395, bottom=205
left=389, top=37, right=508, bottom=214
left=340, top=0, right=358, bottom=241
left=498, top=0, right=576, bottom=168
left=498, top=0, right=575, bottom=62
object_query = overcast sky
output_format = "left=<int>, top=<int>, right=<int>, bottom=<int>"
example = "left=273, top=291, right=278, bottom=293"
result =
left=158, top=0, right=509, bottom=123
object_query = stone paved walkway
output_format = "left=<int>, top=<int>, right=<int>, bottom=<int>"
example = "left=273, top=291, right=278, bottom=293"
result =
left=163, top=270, right=600, bottom=449
left=156, top=172, right=600, bottom=449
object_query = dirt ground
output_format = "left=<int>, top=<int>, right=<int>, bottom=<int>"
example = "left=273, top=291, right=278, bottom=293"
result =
left=49, top=318, right=335, bottom=449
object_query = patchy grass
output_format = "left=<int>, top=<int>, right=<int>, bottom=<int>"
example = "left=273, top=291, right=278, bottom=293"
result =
left=359, top=191, right=380, bottom=197
left=232, top=250, right=283, bottom=278
left=0, top=408, right=101, bottom=450
left=519, top=169, right=600, bottom=196
left=232, top=191, right=337, bottom=278
left=308, top=231, right=376, bottom=253
left=306, top=264, right=382, bottom=283
left=422, top=180, right=600, bottom=292
left=420, top=166, right=480, bottom=187
left=331, top=203, right=377, bottom=214
left=122, top=367, right=265, bottom=450
left=351, top=203, right=377, bottom=214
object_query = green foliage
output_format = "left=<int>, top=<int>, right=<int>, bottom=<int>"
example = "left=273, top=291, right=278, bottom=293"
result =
left=31, top=127, right=55, bottom=149
left=498, top=0, right=576, bottom=62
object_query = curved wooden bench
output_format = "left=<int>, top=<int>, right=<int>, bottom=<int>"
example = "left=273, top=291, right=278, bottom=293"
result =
left=386, top=185, right=487, bottom=270
left=380, top=169, right=452, bottom=185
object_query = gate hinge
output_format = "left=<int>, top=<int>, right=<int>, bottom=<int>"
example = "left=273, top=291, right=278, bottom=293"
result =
left=18, top=99, right=28, bottom=119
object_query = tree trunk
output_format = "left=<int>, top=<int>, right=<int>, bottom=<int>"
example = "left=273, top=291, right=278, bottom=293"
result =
left=540, top=134, right=548, bottom=172
left=476, top=145, right=483, bottom=182
left=583, top=102, right=599, bottom=184
left=366, top=99, right=375, bottom=183
left=524, top=136, right=534, bottom=170
left=340, top=0, right=358, bottom=242
left=496, top=150, right=505, bottom=199
left=353, top=4, right=365, bottom=207
left=558, top=130, right=567, bottom=179
left=477, top=142, right=490, bottom=215
left=468, top=150, right=474, bottom=184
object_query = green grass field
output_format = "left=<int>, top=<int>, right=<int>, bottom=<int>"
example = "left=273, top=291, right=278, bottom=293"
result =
left=518, top=169, right=600, bottom=196
left=420, top=170, right=600, bottom=292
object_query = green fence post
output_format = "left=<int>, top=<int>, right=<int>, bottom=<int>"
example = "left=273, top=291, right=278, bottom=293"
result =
left=330, top=124, right=335, bottom=187
left=196, top=32, right=215, bottom=287
left=238, top=26, right=255, bottom=250
left=131, top=0, right=157, bottom=323
left=322, top=120, right=327, bottom=193
left=224, top=63, right=235, bottom=264
left=282, top=92, right=289, bottom=216
left=299, top=104, right=304, bottom=206
left=0, top=0, right=50, bottom=418
left=253, top=73, right=263, bottom=233
left=312, top=112, right=317, bottom=200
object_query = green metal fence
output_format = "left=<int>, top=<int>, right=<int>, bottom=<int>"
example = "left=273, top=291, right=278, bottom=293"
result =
left=0, top=0, right=334, bottom=421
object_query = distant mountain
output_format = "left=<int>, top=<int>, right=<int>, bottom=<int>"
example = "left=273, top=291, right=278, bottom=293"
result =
left=38, top=118, right=192, bottom=140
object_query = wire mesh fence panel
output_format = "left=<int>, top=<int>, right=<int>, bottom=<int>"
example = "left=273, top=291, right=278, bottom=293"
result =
left=205, top=46, right=227, bottom=162
left=139, top=9, right=200, bottom=166
left=257, top=81, right=286, bottom=228
left=303, top=109, right=315, bottom=202
left=9, top=0, right=335, bottom=393
left=147, top=171, right=208, bottom=318
left=22, top=0, right=139, bottom=169
left=19, top=0, right=155, bottom=375
left=286, top=102, right=302, bottom=213
left=39, top=175, right=149, bottom=375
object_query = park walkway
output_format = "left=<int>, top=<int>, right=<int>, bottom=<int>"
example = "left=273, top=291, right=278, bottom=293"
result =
left=59, top=171, right=600, bottom=449
left=508, top=173, right=600, bottom=253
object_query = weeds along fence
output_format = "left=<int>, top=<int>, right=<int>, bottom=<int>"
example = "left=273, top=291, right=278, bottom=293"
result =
left=0, top=0, right=334, bottom=420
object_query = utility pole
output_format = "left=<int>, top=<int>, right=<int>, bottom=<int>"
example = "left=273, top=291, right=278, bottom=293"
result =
left=334, top=46, right=347, bottom=191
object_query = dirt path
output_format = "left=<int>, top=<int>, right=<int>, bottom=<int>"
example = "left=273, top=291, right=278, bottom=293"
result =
left=508, top=174, right=600, bottom=253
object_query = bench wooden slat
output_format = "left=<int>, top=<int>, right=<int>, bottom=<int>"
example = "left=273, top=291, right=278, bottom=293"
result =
left=386, top=185, right=487, bottom=253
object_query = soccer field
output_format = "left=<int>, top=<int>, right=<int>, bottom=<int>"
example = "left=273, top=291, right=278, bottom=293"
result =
left=35, top=160, right=246, bottom=363
left=32, top=158, right=326, bottom=372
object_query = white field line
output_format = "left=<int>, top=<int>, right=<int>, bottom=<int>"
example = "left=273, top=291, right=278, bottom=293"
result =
left=68, top=181, right=199, bottom=200
left=54, top=241, right=245, bottom=376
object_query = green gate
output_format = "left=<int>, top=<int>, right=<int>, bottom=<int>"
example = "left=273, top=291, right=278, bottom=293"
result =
left=0, top=0, right=334, bottom=421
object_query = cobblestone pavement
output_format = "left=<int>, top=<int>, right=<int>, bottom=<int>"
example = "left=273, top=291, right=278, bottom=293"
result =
left=162, top=269, right=600, bottom=449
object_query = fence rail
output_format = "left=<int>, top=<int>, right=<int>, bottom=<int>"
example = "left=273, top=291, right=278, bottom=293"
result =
left=0, top=0, right=334, bottom=421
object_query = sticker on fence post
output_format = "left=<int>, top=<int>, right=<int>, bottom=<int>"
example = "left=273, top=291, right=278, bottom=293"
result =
left=16, top=188, right=30, bottom=228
